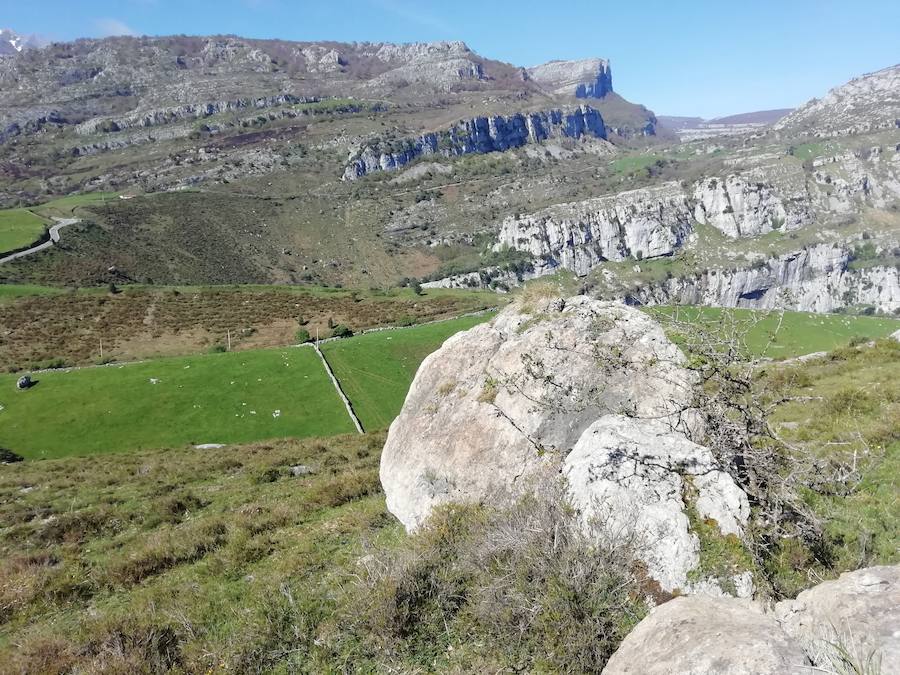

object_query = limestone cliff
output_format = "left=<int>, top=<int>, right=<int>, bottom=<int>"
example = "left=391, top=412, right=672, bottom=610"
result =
left=632, top=246, right=900, bottom=314
left=343, top=105, right=607, bottom=180
left=493, top=182, right=693, bottom=275
left=526, top=58, right=613, bottom=99
left=693, top=175, right=811, bottom=237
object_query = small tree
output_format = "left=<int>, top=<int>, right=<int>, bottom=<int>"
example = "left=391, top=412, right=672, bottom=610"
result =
left=295, top=328, right=311, bottom=344
left=331, top=324, right=353, bottom=339
left=412, top=281, right=424, bottom=296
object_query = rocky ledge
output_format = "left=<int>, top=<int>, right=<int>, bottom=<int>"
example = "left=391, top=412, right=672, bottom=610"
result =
left=343, top=105, right=607, bottom=180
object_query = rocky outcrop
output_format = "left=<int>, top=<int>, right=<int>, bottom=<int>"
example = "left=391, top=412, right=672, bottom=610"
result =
left=633, top=244, right=900, bottom=314
left=343, top=105, right=607, bottom=180
left=380, top=296, right=752, bottom=592
left=566, top=415, right=749, bottom=592
left=527, top=58, right=613, bottom=98
left=776, top=63, right=900, bottom=137
left=75, top=94, right=318, bottom=135
left=603, top=596, right=810, bottom=675
left=493, top=182, right=693, bottom=275
left=603, top=565, right=900, bottom=674
left=693, top=175, right=811, bottom=237
left=775, top=565, right=900, bottom=672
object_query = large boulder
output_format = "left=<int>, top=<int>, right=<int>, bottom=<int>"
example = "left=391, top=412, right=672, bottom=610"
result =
left=565, top=414, right=749, bottom=592
left=775, top=565, right=900, bottom=671
left=380, top=296, right=752, bottom=591
left=602, top=596, right=810, bottom=675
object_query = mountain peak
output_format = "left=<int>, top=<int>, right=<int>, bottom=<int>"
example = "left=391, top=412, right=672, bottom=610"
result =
left=526, top=58, right=613, bottom=98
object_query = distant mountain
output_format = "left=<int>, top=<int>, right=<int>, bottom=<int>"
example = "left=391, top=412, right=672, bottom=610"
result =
left=656, top=115, right=704, bottom=131
left=775, top=64, right=900, bottom=137
left=658, top=109, right=791, bottom=131
left=657, top=109, right=792, bottom=141
left=710, top=109, right=792, bottom=125
left=0, top=28, right=43, bottom=57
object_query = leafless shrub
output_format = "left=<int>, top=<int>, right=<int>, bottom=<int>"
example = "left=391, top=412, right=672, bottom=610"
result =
left=344, top=482, right=647, bottom=671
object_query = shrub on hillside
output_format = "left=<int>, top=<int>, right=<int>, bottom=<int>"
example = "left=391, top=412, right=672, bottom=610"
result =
left=295, top=328, right=311, bottom=344
left=326, top=483, right=647, bottom=671
left=330, top=324, right=353, bottom=339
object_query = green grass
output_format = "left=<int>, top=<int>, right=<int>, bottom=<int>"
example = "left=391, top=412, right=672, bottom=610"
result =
left=762, top=339, right=900, bottom=595
left=0, top=209, right=47, bottom=253
left=321, top=313, right=493, bottom=430
left=0, top=284, right=66, bottom=302
left=609, top=154, right=662, bottom=175
left=0, top=193, right=119, bottom=254
left=788, top=142, right=828, bottom=161
left=0, top=347, right=355, bottom=459
left=0, top=432, right=392, bottom=672
left=646, top=306, right=900, bottom=359
left=29, top=192, right=119, bottom=219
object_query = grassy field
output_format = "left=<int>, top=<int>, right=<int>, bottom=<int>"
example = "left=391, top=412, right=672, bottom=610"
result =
left=0, top=347, right=355, bottom=459
left=321, top=313, right=493, bottom=430
left=0, top=284, right=66, bottom=302
left=0, top=432, right=394, bottom=672
left=0, top=194, right=119, bottom=254
left=29, top=192, right=119, bottom=219
left=647, top=306, right=900, bottom=359
left=0, top=209, right=47, bottom=253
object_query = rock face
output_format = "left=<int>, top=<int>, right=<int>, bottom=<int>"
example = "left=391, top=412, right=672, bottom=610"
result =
left=494, top=182, right=693, bottom=275
left=74, top=94, right=319, bottom=135
left=565, top=415, right=749, bottom=591
left=602, top=596, right=810, bottom=675
left=343, top=105, right=607, bottom=180
left=775, top=565, right=900, bottom=672
left=527, top=58, right=613, bottom=98
left=380, top=297, right=751, bottom=592
left=634, top=244, right=900, bottom=314
left=693, top=175, right=811, bottom=237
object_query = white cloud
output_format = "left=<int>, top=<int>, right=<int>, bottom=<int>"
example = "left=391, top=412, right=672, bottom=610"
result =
left=94, top=18, right=140, bottom=37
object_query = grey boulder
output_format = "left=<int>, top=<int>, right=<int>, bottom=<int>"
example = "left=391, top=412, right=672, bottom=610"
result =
left=603, top=595, right=810, bottom=675
left=565, top=414, right=749, bottom=592
left=380, top=296, right=700, bottom=532
left=775, top=564, right=900, bottom=672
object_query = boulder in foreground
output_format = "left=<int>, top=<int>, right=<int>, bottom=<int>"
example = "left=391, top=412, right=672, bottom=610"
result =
left=602, top=595, right=810, bottom=675
left=380, top=296, right=751, bottom=592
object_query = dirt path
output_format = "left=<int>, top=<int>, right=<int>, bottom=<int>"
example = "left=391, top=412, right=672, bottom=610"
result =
left=0, top=218, right=80, bottom=264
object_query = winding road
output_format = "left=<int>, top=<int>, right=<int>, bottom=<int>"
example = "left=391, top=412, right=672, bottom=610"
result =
left=0, top=217, right=80, bottom=264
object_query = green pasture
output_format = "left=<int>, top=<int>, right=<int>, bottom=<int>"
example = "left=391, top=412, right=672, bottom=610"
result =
left=646, top=306, right=899, bottom=358
left=0, top=346, right=354, bottom=459
left=321, top=313, right=492, bottom=430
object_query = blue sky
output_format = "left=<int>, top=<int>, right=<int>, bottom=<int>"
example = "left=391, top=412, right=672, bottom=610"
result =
left=5, top=0, right=900, bottom=118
